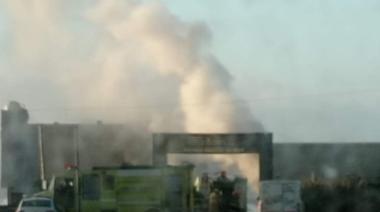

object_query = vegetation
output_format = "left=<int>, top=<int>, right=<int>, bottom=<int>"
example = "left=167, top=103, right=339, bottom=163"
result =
left=302, top=176, right=380, bottom=212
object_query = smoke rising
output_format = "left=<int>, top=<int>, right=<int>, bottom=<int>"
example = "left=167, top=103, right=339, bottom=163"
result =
left=86, top=0, right=264, bottom=193
left=2, top=0, right=263, bottom=195
left=84, top=0, right=263, bottom=131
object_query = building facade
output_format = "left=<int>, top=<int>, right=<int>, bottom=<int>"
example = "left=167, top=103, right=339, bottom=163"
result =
left=2, top=101, right=380, bottom=195
left=1, top=102, right=152, bottom=194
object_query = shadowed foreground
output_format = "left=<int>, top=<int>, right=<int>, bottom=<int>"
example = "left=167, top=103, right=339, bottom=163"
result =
left=303, top=177, right=380, bottom=212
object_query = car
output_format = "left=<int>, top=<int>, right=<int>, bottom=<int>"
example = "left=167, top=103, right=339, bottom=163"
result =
left=15, top=196, right=57, bottom=212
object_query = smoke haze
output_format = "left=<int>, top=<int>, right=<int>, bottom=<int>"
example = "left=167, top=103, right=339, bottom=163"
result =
left=1, top=0, right=263, bottom=197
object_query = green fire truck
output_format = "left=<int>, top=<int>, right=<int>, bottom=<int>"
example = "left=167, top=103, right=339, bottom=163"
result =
left=53, top=165, right=194, bottom=212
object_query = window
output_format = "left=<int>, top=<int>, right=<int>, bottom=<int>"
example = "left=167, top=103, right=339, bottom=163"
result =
left=82, top=174, right=101, bottom=200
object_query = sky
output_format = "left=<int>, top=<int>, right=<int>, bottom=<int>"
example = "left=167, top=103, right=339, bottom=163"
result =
left=1, top=0, right=380, bottom=142
left=161, top=0, right=380, bottom=142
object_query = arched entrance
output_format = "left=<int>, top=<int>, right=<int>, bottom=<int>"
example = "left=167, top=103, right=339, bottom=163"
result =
left=152, top=133, right=273, bottom=180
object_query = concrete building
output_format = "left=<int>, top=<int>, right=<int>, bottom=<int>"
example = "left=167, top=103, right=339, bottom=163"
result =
left=2, top=101, right=380, bottom=197
left=1, top=102, right=151, bottom=195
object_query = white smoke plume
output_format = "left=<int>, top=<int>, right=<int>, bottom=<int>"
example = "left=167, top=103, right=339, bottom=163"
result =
left=2, top=0, right=264, bottom=194
left=86, top=0, right=263, bottom=131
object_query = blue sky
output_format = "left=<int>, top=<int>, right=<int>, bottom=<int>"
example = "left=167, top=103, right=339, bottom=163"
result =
left=1, top=0, right=380, bottom=141
left=162, top=0, right=380, bottom=90
left=159, top=0, right=380, bottom=141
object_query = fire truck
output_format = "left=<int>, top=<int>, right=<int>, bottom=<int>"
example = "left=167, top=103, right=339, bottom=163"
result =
left=53, top=165, right=194, bottom=212
left=43, top=164, right=247, bottom=212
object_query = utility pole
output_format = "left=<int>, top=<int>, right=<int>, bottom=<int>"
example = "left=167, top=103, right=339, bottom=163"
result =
left=38, top=125, right=47, bottom=190
left=74, top=126, right=80, bottom=212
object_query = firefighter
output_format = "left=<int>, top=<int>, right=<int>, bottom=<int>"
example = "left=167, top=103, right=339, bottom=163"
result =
left=217, top=171, right=229, bottom=183
left=215, top=171, right=233, bottom=191
left=211, top=171, right=235, bottom=212
left=212, top=171, right=230, bottom=191
left=200, top=173, right=210, bottom=196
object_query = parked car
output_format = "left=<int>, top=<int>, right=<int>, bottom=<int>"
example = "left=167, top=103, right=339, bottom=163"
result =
left=15, top=197, right=57, bottom=212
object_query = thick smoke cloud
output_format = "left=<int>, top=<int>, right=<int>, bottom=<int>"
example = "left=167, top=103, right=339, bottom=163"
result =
left=2, top=0, right=264, bottom=194
left=85, top=0, right=263, bottom=132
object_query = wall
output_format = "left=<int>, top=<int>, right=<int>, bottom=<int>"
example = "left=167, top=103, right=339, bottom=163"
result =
left=273, top=143, right=380, bottom=181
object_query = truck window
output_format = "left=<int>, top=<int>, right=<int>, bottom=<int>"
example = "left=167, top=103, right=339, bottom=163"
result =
left=82, top=174, right=101, bottom=200
left=103, top=175, right=115, bottom=190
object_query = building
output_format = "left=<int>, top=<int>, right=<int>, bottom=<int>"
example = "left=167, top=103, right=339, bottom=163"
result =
left=2, top=101, right=380, bottom=197
left=1, top=102, right=152, bottom=195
